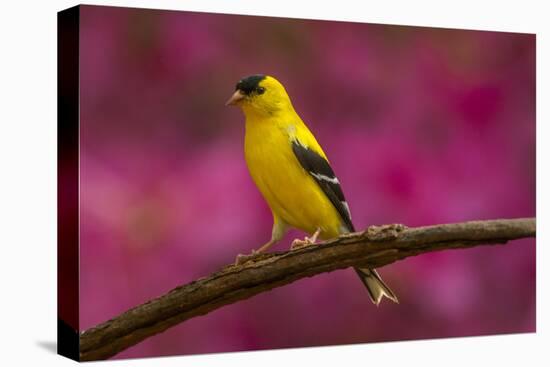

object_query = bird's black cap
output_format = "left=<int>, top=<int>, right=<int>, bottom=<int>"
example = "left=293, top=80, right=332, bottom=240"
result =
left=236, top=74, right=266, bottom=95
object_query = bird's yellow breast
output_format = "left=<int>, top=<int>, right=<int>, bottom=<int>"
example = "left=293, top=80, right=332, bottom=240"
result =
left=244, top=117, right=343, bottom=238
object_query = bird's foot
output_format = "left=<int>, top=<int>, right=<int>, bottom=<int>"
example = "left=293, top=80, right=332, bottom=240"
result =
left=234, top=239, right=278, bottom=266
left=290, top=237, right=315, bottom=250
left=234, top=250, right=261, bottom=266
left=291, top=228, right=321, bottom=250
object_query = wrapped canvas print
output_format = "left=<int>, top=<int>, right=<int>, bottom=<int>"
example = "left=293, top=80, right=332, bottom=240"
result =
left=58, top=4, right=536, bottom=362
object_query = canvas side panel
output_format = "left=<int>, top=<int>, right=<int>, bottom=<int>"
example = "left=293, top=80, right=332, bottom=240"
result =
left=57, top=5, right=80, bottom=362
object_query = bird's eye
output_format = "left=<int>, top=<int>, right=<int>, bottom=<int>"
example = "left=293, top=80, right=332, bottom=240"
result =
left=256, top=87, right=265, bottom=95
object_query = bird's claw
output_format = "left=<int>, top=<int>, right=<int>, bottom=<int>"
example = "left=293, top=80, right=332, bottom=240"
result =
left=234, top=250, right=261, bottom=265
left=290, top=237, right=315, bottom=250
left=291, top=228, right=321, bottom=250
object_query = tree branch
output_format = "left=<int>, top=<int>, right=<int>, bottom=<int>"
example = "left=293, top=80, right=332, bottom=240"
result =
left=79, top=217, right=535, bottom=360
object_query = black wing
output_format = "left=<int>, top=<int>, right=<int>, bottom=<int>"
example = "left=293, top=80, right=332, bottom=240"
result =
left=291, top=140, right=355, bottom=233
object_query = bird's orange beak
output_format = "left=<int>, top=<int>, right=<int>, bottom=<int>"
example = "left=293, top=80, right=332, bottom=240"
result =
left=225, top=90, right=245, bottom=106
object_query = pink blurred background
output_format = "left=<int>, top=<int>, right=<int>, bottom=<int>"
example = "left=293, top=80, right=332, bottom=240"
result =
left=76, top=5, right=535, bottom=359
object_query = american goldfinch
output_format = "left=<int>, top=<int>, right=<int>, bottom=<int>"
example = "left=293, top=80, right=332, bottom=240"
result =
left=226, top=74, right=398, bottom=305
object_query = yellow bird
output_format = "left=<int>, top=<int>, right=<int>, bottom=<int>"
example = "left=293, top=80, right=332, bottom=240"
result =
left=226, top=74, right=398, bottom=305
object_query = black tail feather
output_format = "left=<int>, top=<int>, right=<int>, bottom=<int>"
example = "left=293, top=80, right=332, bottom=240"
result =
left=354, top=267, right=398, bottom=305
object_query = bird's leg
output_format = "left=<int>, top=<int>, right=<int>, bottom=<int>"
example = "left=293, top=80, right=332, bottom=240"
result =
left=291, top=227, right=322, bottom=250
left=234, top=218, right=287, bottom=266
left=234, top=239, right=277, bottom=265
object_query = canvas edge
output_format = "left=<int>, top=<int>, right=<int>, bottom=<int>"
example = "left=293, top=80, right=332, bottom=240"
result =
left=57, top=4, right=80, bottom=362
